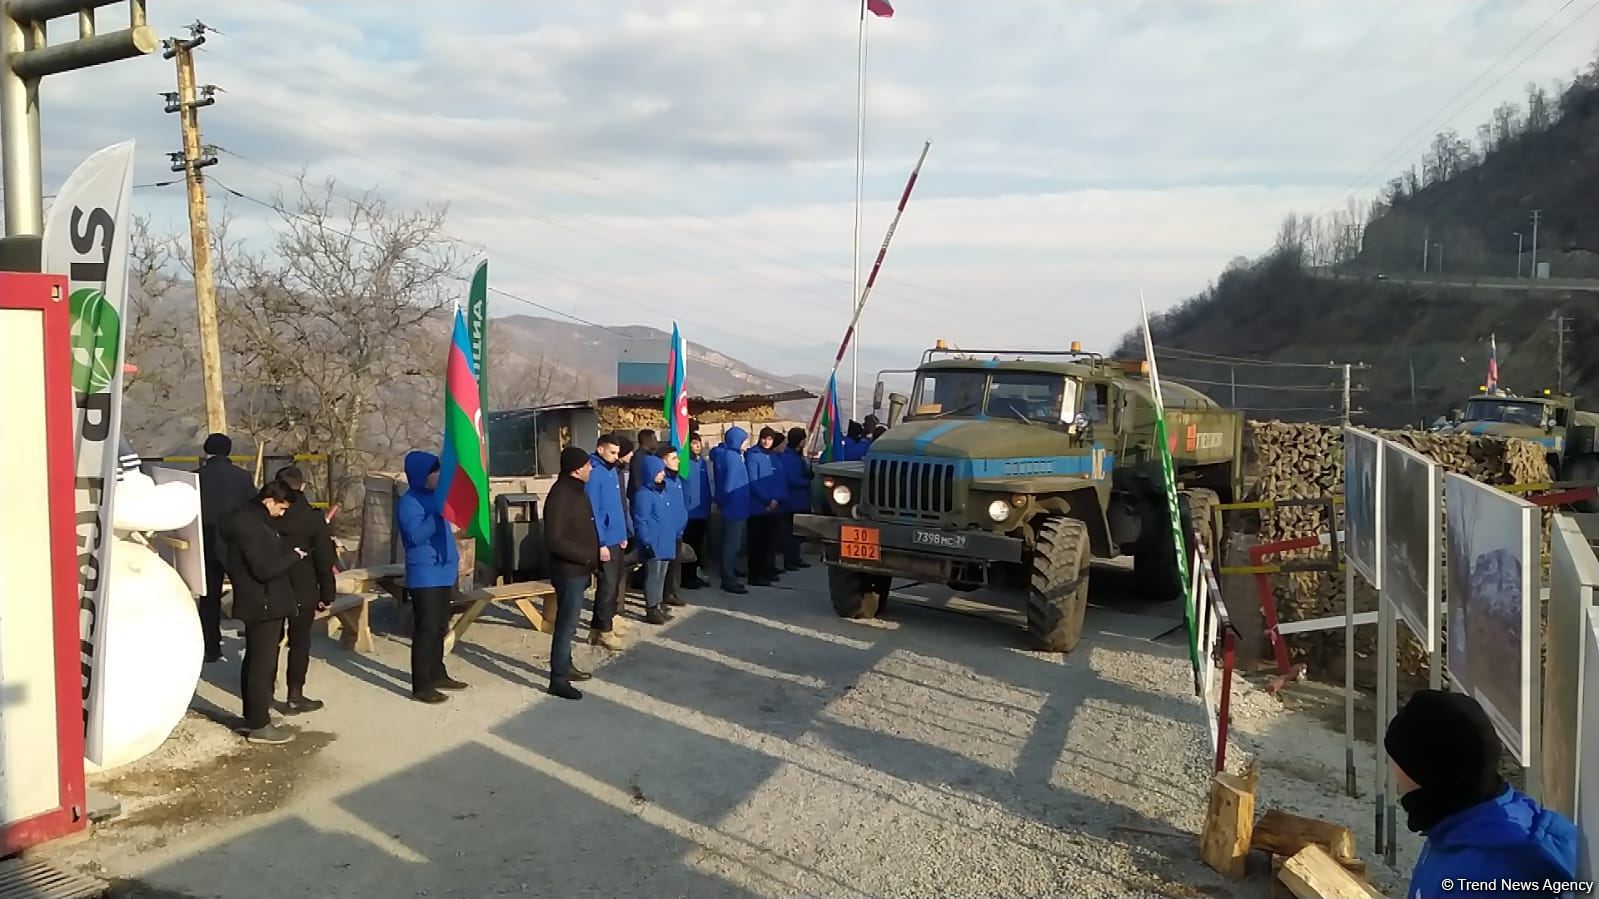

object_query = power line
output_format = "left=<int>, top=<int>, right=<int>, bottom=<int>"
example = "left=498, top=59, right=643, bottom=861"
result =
left=1154, top=344, right=1344, bottom=368
left=1170, top=375, right=1350, bottom=392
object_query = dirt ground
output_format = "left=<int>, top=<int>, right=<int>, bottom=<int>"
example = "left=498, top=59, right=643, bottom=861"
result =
left=38, top=566, right=1404, bottom=898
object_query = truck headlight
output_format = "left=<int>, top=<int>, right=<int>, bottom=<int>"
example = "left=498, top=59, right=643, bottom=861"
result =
left=987, top=499, right=1010, bottom=522
left=832, top=484, right=853, bottom=506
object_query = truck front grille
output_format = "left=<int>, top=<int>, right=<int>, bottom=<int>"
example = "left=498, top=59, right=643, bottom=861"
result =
left=866, top=458, right=956, bottom=520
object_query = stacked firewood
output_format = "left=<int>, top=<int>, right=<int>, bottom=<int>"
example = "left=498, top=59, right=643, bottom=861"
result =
left=1243, top=422, right=1549, bottom=682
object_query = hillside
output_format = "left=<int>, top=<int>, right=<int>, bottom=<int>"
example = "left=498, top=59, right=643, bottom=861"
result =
left=1129, top=62, right=1599, bottom=427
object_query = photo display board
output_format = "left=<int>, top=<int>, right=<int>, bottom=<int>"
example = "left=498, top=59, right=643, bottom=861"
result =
left=1343, top=428, right=1384, bottom=589
left=1381, top=440, right=1440, bottom=646
left=1444, top=473, right=1538, bottom=763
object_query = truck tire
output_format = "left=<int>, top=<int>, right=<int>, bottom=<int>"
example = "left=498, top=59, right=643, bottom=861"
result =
left=1134, top=496, right=1196, bottom=603
left=1183, top=488, right=1221, bottom=564
left=828, top=566, right=892, bottom=619
left=1566, top=456, right=1599, bottom=513
left=1026, top=517, right=1091, bottom=653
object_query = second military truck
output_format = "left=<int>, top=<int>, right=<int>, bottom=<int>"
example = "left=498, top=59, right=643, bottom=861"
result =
left=794, top=343, right=1245, bottom=653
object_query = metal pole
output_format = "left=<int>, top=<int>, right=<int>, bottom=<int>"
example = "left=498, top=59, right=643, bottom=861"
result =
left=1344, top=561, right=1357, bottom=797
left=1515, top=232, right=1524, bottom=278
left=0, top=7, right=42, bottom=237
left=1341, top=364, right=1351, bottom=425
left=1229, top=365, right=1236, bottom=408
left=850, top=0, right=866, bottom=422
left=169, top=34, right=226, bottom=432
left=1421, top=225, right=1429, bottom=273
left=1530, top=209, right=1541, bottom=279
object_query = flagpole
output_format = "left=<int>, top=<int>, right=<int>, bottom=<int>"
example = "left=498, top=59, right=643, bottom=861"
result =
left=851, top=0, right=867, bottom=422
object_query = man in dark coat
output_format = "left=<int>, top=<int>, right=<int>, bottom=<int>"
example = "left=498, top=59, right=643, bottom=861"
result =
left=542, top=446, right=600, bottom=700
left=197, top=433, right=256, bottom=662
left=223, top=480, right=305, bottom=745
left=271, top=466, right=338, bottom=714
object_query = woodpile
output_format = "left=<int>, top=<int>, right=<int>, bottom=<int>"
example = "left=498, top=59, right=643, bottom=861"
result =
left=596, top=401, right=779, bottom=434
left=1245, top=422, right=1548, bottom=682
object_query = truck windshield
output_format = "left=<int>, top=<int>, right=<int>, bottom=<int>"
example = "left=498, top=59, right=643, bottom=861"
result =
left=911, top=370, right=1071, bottom=422
left=1464, top=399, right=1545, bottom=426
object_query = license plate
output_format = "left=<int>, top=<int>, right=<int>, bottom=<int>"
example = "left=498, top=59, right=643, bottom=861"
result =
left=913, top=530, right=968, bottom=550
left=840, top=525, right=880, bottom=561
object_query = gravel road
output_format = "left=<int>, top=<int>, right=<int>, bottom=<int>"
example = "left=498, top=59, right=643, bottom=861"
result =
left=51, top=568, right=1251, bottom=898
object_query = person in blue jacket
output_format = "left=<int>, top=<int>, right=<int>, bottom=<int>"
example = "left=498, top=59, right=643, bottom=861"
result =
left=680, top=432, right=713, bottom=590
left=584, top=434, right=629, bottom=650
left=745, top=427, right=785, bottom=586
left=633, top=449, right=688, bottom=625
left=780, top=426, right=813, bottom=571
left=842, top=421, right=870, bottom=462
left=1386, top=689, right=1578, bottom=898
left=396, top=450, right=468, bottom=704
left=710, top=426, right=750, bottom=595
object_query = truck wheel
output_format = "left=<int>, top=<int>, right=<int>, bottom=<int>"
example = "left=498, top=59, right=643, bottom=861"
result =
left=1134, top=497, right=1196, bottom=603
left=828, top=567, right=892, bottom=619
left=1566, top=456, right=1599, bottom=513
left=1026, top=517, right=1091, bottom=653
left=1183, top=488, right=1221, bottom=563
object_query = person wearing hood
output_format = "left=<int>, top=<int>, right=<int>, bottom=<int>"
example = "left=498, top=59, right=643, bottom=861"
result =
left=710, top=426, right=751, bottom=594
left=1386, top=689, right=1577, bottom=898
left=396, top=451, right=468, bottom=704
left=585, top=433, right=629, bottom=650
left=781, top=427, right=814, bottom=571
left=197, top=432, right=256, bottom=662
left=541, top=446, right=600, bottom=700
left=223, top=480, right=306, bottom=745
left=841, top=421, right=870, bottom=462
left=745, top=427, right=785, bottom=587
left=270, top=466, right=338, bottom=715
left=680, top=432, right=713, bottom=590
left=632, top=448, right=688, bottom=625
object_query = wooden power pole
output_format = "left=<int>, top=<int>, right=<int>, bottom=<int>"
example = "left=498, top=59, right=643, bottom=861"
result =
left=164, top=22, right=225, bottom=433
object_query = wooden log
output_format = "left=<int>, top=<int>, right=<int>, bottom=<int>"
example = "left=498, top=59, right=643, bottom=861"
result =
left=1199, top=771, right=1255, bottom=880
left=1278, top=845, right=1384, bottom=899
left=1251, top=809, right=1356, bottom=863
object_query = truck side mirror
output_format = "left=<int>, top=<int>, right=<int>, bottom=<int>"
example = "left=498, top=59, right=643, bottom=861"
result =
left=872, top=380, right=885, bottom=412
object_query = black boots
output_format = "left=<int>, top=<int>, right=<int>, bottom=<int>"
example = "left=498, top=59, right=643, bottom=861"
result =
left=547, top=679, right=583, bottom=701
left=285, top=693, right=324, bottom=715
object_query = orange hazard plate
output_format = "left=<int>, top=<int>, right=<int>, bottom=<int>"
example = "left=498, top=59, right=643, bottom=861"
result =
left=840, top=525, right=880, bottom=561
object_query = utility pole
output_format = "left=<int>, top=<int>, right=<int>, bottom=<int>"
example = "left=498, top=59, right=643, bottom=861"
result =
left=1552, top=310, right=1569, bottom=393
left=0, top=0, right=156, bottom=269
left=1421, top=225, right=1430, bottom=273
left=1515, top=232, right=1523, bottom=277
left=1341, top=363, right=1352, bottom=426
left=164, top=21, right=225, bottom=432
left=1529, top=209, right=1542, bottom=279
left=1229, top=365, right=1237, bottom=408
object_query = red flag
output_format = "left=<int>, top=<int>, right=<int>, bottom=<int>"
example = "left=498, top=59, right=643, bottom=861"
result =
left=866, top=0, right=893, bottom=17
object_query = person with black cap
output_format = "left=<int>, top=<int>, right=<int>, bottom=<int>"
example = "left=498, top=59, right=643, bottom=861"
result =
left=270, top=466, right=337, bottom=714
left=541, top=445, right=600, bottom=700
left=197, top=433, right=256, bottom=662
left=1385, top=689, right=1577, bottom=897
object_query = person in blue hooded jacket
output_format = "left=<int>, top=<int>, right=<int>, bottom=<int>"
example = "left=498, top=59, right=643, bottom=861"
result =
left=633, top=449, right=688, bottom=625
left=710, top=426, right=750, bottom=594
left=679, top=432, right=713, bottom=590
left=1386, top=689, right=1578, bottom=898
left=841, top=421, right=870, bottom=462
left=584, top=434, right=629, bottom=650
left=780, top=426, right=813, bottom=571
left=745, top=428, right=786, bottom=586
left=396, top=451, right=468, bottom=703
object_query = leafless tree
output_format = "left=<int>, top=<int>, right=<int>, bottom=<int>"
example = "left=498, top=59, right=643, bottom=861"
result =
left=215, top=177, right=464, bottom=503
left=122, top=217, right=202, bottom=439
left=488, top=353, right=582, bottom=411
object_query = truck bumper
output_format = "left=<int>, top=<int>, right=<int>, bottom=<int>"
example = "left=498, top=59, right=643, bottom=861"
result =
left=793, top=514, right=1025, bottom=580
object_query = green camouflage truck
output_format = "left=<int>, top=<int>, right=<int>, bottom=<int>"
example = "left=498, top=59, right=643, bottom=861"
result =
left=794, top=344, right=1245, bottom=653
left=1442, top=388, right=1599, bottom=511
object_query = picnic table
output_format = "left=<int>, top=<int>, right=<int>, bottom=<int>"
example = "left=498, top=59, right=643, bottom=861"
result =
left=330, top=565, right=557, bottom=655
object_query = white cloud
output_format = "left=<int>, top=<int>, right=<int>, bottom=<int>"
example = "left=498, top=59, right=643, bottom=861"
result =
left=21, top=0, right=1599, bottom=374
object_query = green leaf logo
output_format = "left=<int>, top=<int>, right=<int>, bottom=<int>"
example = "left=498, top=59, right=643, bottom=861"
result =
left=68, top=287, right=121, bottom=394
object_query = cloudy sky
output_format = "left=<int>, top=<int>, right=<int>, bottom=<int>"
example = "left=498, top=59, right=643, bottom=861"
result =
left=35, top=0, right=1599, bottom=376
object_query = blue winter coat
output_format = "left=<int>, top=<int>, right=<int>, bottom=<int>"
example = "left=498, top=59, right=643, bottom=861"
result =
left=1406, top=786, right=1577, bottom=898
left=711, top=427, right=751, bottom=521
left=396, top=450, right=460, bottom=589
left=585, top=452, right=629, bottom=548
left=746, top=445, right=782, bottom=515
left=781, top=449, right=812, bottom=512
left=841, top=438, right=870, bottom=462
left=632, top=455, right=688, bottom=561
left=683, top=453, right=711, bottom=521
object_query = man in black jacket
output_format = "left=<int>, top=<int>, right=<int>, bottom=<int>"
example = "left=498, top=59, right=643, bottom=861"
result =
left=543, top=446, right=600, bottom=700
left=198, top=433, right=256, bottom=662
left=224, top=481, right=305, bottom=745
left=272, top=466, right=338, bottom=714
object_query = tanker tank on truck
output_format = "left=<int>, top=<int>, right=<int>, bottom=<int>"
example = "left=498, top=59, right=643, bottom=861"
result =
left=794, top=342, right=1244, bottom=653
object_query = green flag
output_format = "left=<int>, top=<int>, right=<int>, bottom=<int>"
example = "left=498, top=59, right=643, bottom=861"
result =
left=1140, top=293, right=1197, bottom=677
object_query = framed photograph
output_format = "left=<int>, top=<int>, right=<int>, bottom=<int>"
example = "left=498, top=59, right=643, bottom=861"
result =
left=1445, top=473, right=1538, bottom=763
left=1343, top=428, right=1383, bottom=589
left=1381, top=441, right=1440, bottom=646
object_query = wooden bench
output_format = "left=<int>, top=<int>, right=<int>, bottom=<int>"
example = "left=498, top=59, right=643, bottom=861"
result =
left=442, top=581, right=558, bottom=655
left=329, top=565, right=557, bottom=656
left=317, top=593, right=378, bottom=653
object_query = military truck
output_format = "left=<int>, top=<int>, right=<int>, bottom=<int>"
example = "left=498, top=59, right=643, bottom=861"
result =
left=1442, top=388, right=1599, bottom=511
left=794, top=343, right=1245, bottom=653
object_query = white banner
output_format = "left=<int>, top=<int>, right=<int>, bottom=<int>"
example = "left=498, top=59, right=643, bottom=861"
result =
left=43, top=139, right=136, bottom=765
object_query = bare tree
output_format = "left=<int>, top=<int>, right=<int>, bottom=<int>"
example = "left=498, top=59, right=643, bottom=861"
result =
left=488, top=354, right=581, bottom=411
left=122, top=217, right=203, bottom=442
left=1526, top=82, right=1552, bottom=131
left=215, top=177, right=464, bottom=503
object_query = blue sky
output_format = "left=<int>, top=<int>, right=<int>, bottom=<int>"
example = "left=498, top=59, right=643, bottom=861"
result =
left=33, top=0, right=1599, bottom=374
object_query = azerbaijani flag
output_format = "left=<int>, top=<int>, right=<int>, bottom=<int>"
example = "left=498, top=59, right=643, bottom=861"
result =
left=440, top=306, right=491, bottom=545
left=820, top=372, right=845, bottom=462
left=664, top=322, right=691, bottom=478
left=1140, top=293, right=1195, bottom=679
left=866, top=0, right=894, bottom=17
